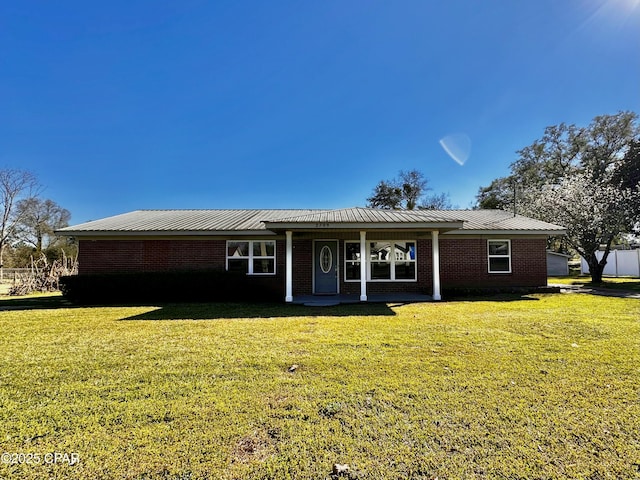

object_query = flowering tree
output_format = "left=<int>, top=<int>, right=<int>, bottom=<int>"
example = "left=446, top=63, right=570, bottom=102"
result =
left=524, top=172, right=640, bottom=283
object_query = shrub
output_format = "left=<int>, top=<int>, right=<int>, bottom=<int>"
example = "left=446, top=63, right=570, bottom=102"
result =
left=59, top=270, right=283, bottom=304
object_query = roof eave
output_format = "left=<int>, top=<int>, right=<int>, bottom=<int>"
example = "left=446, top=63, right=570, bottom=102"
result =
left=443, top=229, right=567, bottom=236
left=263, top=221, right=465, bottom=231
left=57, top=229, right=276, bottom=237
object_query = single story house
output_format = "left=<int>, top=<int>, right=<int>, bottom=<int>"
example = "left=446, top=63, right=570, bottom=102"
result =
left=58, top=207, right=565, bottom=302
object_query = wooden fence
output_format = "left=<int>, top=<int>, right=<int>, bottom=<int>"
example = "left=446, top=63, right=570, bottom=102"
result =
left=0, top=268, right=33, bottom=282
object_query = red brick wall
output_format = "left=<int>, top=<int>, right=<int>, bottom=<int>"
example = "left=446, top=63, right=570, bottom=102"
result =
left=78, top=239, right=227, bottom=274
left=292, top=239, right=313, bottom=296
left=439, top=238, right=547, bottom=288
left=78, top=236, right=548, bottom=296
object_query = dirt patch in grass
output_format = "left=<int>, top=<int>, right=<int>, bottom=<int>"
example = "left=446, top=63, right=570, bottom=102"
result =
left=232, top=429, right=279, bottom=463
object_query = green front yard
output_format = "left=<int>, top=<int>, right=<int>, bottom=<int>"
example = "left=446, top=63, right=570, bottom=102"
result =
left=0, top=294, right=638, bottom=479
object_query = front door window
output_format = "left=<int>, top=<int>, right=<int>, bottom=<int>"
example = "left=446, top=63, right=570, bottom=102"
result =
left=319, top=245, right=333, bottom=273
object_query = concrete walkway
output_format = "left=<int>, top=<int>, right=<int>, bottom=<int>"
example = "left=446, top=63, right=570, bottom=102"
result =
left=291, top=293, right=432, bottom=306
left=548, top=283, right=640, bottom=299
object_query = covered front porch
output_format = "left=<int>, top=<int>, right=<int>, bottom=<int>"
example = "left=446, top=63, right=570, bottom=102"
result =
left=262, top=208, right=465, bottom=304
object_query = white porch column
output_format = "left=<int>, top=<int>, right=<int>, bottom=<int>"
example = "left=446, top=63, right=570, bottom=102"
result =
left=360, top=231, right=367, bottom=301
left=432, top=230, right=442, bottom=301
left=285, top=230, right=293, bottom=302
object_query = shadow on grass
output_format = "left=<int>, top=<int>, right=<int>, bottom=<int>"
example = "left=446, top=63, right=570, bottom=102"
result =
left=0, top=294, right=71, bottom=311
left=121, top=302, right=398, bottom=320
left=587, top=281, right=640, bottom=292
left=0, top=293, right=546, bottom=319
left=442, top=293, right=542, bottom=303
left=121, top=294, right=544, bottom=320
left=550, top=276, right=640, bottom=292
left=0, top=294, right=396, bottom=318
left=121, top=290, right=554, bottom=320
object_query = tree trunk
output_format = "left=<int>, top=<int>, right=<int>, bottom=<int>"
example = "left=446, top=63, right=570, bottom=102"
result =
left=587, top=252, right=605, bottom=283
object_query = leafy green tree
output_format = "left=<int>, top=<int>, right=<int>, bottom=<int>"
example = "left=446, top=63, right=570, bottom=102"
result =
left=611, top=139, right=640, bottom=232
left=366, top=180, right=403, bottom=209
left=476, top=177, right=514, bottom=210
left=367, top=169, right=441, bottom=210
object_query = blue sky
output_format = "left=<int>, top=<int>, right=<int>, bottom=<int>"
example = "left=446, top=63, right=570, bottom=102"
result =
left=1, top=0, right=639, bottom=223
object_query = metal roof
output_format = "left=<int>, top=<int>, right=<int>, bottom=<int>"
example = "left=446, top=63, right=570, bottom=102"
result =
left=262, top=207, right=461, bottom=224
left=58, top=208, right=565, bottom=236
left=431, top=209, right=566, bottom=233
left=58, top=209, right=323, bottom=235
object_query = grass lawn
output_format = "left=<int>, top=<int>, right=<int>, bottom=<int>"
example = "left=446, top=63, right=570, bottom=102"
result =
left=0, top=294, right=639, bottom=479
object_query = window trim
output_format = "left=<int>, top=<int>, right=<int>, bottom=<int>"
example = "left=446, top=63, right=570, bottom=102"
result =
left=344, top=241, right=362, bottom=282
left=226, top=240, right=277, bottom=276
left=487, top=239, right=512, bottom=274
left=344, top=240, right=417, bottom=282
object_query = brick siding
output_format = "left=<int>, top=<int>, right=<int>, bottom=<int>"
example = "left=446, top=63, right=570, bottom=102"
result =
left=78, top=239, right=227, bottom=274
left=439, top=238, right=547, bottom=288
left=78, top=236, right=548, bottom=297
left=292, top=239, right=313, bottom=296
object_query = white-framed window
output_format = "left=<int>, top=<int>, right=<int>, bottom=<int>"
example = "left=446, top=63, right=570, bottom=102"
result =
left=488, top=239, right=511, bottom=273
left=345, top=240, right=417, bottom=282
left=345, top=242, right=362, bottom=280
left=227, top=240, right=276, bottom=275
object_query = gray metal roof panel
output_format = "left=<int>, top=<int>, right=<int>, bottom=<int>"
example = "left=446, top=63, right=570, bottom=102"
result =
left=264, top=208, right=564, bottom=231
left=59, top=209, right=324, bottom=233
left=264, top=207, right=462, bottom=224
left=437, top=210, right=565, bottom=231
left=59, top=208, right=565, bottom=234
